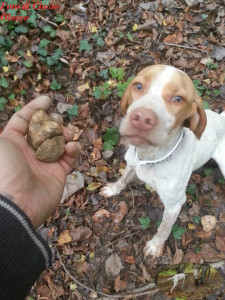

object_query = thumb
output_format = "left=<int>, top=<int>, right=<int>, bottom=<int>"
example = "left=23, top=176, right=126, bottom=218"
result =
left=4, top=96, right=51, bottom=136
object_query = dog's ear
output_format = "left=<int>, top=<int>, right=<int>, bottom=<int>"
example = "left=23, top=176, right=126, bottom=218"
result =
left=120, top=87, right=131, bottom=115
left=186, top=93, right=207, bottom=139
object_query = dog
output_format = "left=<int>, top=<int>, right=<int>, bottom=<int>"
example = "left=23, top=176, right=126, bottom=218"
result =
left=100, top=64, right=225, bottom=258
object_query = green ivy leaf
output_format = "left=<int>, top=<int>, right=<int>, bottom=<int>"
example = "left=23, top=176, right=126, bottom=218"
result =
left=15, top=25, right=28, bottom=34
left=50, top=79, right=61, bottom=91
left=117, top=68, right=125, bottom=81
left=109, top=67, right=118, bottom=79
left=193, top=216, right=201, bottom=224
left=23, top=60, right=33, bottom=68
left=40, top=39, right=51, bottom=47
left=103, top=140, right=115, bottom=151
left=96, top=36, right=105, bottom=46
left=99, top=69, right=109, bottom=80
left=93, top=86, right=102, bottom=99
left=67, top=104, right=79, bottom=118
left=79, top=39, right=92, bottom=52
left=138, top=217, right=150, bottom=229
left=8, top=94, right=15, bottom=101
left=43, top=26, right=56, bottom=37
left=103, top=127, right=119, bottom=145
left=0, top=36, right=6, bottom=46
left=27, top=14, right=37, bottom=27
left=37, top=46, right=48, bottom=57
left=14, top=105, right=21, bottom=112
left=204, top=167, right=213, bottom=176
left=172, top=224, right=186, bottom=239
left=0, top=97, right=7, bottom=111
left=203, top=100, right=210, bottom=109
left=126, top=32, right=133, bottom=41
left=0, top=77, right=9, bottom=88
left=186, top=184, right=196, bottom=196
left=54, top=14, right=65, bottom=23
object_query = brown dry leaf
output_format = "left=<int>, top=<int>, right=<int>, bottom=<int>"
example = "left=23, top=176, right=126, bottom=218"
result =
left=58, top=230, right=72, bottom=244
left=219, top=212, right=225, bottom=222
left=172, top=247, right=184, bottom=264
left=182, top=232, right=193, bottom=247
left=183, top=251, right=202, bottom=263
left=196, top=229, right=213, bottom=240
left=112, top=201, right=129, bottom=223
left=215, top=228, right=225, bottom=252
left=140, top=263, right=151, bottom=281
left=125, top=256, right=136, bottom=264
left=5, top=54, right=19, bottom=62
left=92, top=209, right=110, bottom=222
left=114, top=275, right=127, bottom=292
left=75, top=261, right=88, bottom=274
left=69, top=226, right=92, bottom=242
left=201, top=215, right=217, bottom=232
left=163, top=32, right=183, bottom=44
left=90, top=137, right=102, bottom=162
left=44, top=274, right=64, bottom=299
left=199, top=244, right=219, bottom=260
left=77, top=83, right=90, bottom=93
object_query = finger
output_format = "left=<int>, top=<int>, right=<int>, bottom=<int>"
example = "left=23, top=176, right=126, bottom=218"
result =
left=62, top=127, right=74, bottom=142
left=4, top=96, right=51, bottom=136
left=59, top=142, right=80, bottom=174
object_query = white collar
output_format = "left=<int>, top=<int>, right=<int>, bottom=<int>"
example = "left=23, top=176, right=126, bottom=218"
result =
left=135, top=129, right=185, bottom=165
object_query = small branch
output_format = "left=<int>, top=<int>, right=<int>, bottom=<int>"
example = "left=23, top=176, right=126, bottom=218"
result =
left=37, top=13, right=58, bottom=28
left=159, top=42, right=208, bottom=53
left=56, top=249, right=158, bottom=299
left=104, top=226, right=150, bottom=248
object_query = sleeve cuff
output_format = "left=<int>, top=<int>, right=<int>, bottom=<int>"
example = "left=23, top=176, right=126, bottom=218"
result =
left=0, top=194, right=52, bottom=299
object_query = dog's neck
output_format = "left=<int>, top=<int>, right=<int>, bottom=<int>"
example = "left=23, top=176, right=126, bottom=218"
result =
left=135, top=127, right=183, bottom=162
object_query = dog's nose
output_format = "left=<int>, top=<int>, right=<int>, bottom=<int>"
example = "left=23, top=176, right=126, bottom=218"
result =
left=130, top=108, right=156, bottom=130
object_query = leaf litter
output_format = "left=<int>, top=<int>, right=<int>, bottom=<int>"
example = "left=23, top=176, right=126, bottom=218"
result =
left=0, top=0, right=225, bottom=299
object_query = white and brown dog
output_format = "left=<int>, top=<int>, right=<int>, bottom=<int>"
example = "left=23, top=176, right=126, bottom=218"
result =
left=100, top=65, right=225, bottom=258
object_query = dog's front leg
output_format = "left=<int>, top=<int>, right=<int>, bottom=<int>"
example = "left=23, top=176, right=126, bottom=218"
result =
left=100, top=165, right=135, bottom=198
left=144, top=202, right=184, bottom=258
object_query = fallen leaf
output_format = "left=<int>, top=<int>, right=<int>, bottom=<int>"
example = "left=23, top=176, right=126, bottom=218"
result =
left=215, top=228, right=225, bottom=252
left=105, top=253, right=123, bottom=277
left=69, top=226, right=92, bottom=242
left=114, top=275, right=127, bottom=292
left=172, top=247, right=184, bottom=264
left=92, top=209, right=110, bottom=222
left=75, top=261, right=88, bottom=274
left=112, top=201, right=129, bottom=223
left=58, top=230, right=72, bottom=244
left=125, top=256, right=136, bottom=264
left=196, top=229, right=213, bottom=240
left=87, top=182, right=102, bottom=191
left=77, top=83, right=90, bottom=93
left=201, top=215, right=217, bottom=232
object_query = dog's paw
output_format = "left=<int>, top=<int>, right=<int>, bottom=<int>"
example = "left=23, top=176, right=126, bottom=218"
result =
left=144, top=240, right=164, bottom=258
left=100, top=183, right=121, bottom=198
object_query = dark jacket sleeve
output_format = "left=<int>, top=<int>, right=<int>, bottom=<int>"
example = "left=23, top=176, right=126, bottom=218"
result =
left=0, top=194, right=52, bottom=300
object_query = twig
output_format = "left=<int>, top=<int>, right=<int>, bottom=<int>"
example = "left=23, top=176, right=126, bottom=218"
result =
left=56, top=249, right=121, bottom=299
left=37, top=13, right=58, bottom=28
left=56, top=249, right=158, bottom=299
left=159, top=42, right=208, bottom=53
left=104, top=226, right=150, bottom=248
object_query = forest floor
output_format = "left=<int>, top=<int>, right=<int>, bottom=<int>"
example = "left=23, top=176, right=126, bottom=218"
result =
left=0, top=0, right=225, bottom=299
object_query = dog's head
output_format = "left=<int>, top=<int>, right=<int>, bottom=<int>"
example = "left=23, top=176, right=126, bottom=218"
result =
left=120, top=65, right=206, bottom=147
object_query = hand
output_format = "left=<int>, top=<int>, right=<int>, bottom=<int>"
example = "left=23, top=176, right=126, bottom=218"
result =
left=0, top=96, right=79, bottom=228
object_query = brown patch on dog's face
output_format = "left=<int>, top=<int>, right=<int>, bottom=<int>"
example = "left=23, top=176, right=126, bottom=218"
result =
left=161, top=71, right=206, bottom=138
left=120, top=65, right=166, bottom=115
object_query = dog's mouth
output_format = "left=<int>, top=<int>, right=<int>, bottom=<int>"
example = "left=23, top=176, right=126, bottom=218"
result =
left=121, top=134, right=152, bottom=147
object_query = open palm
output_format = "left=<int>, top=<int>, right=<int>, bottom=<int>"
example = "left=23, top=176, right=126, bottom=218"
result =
left=0, top=96, right=79, bottom=228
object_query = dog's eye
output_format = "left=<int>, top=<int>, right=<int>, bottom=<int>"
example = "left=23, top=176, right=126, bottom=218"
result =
left=135, top=83, right=143, bottom=90
left=172, top=96, right=183, bottom=103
